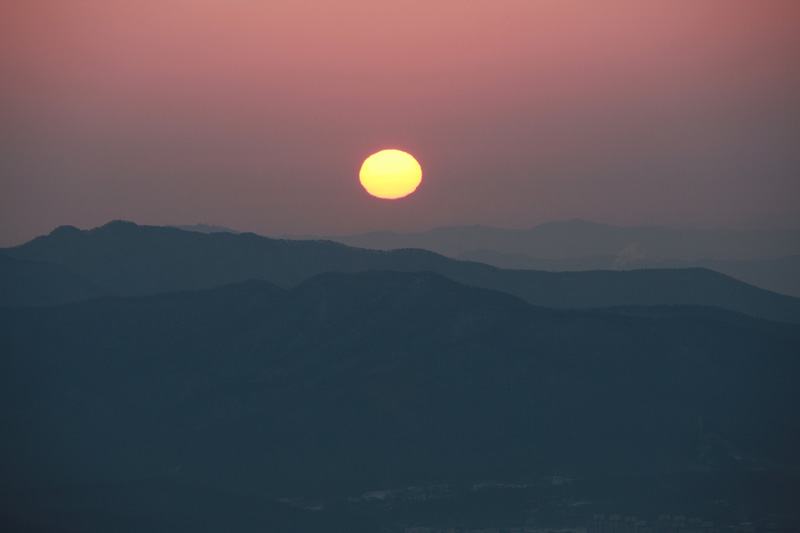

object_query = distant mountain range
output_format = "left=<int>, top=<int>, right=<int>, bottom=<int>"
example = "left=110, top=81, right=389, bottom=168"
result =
left=318, top=219, right=800, bottom=261
left=302, top=220, right=800, bottom=297
left=3, top=221, right=800, bottom=323
left=458, top=249, right=800, bottom=299
left=2, top=271, right=798, bottom=530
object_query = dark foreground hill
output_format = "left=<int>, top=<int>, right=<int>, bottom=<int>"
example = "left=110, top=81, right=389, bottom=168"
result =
left=1, top=271, right=799, bottom=531
left=4, top=221, right=800, bottom=324
left=0, top=253, right=110, bottom=306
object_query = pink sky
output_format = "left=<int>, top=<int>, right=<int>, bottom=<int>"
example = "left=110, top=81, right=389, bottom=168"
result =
left=1, top=1, right=799, bottom=245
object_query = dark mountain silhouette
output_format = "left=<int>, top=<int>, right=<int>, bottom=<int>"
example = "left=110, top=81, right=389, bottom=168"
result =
left=1, top=271, right=798, bottom=530
left=320, top=219, right=800, bottom=262
left=3, top=221, right=800, bottom=324
left=0, top=253, right=110, bottom=306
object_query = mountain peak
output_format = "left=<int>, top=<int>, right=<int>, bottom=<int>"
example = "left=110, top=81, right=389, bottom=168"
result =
left=94, top=220, right=140, bottom=232
left=49, top=224, right=82, bottom=237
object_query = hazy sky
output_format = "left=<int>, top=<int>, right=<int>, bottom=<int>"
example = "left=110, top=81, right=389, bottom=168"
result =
left=1, top=1, right=799, bottom=246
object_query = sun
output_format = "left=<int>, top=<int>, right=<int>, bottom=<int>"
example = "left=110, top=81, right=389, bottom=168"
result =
left=359, top=149, right=422, bottom=199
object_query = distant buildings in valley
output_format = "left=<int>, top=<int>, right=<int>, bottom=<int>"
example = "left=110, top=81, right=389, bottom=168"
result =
left=402, top=529, right=584, bottom=533
left=588, top=514, right=780, bottom=533
left=589, top=514, right=712, bottom=533
left=397, top=514, right=784, bottom=533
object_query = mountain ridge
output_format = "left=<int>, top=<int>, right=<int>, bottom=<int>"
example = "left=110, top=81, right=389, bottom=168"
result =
left=4, top=221, right=800, bottom=324
left=307, top=220, right=800, bottom=297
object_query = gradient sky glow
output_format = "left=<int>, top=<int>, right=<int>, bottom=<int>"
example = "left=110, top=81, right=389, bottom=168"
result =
left=1, top=0, right=799, bottom=245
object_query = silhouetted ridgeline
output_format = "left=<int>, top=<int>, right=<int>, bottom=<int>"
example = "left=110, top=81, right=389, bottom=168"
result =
left=2, top=221, right=799, bottom=324
left=322, top=219, right=800, bottom=262
left=1, top=271, right=799, bottom=530
left=458, top=249, right=800, bottom=299
left=316, top=220, right=800, bottom=298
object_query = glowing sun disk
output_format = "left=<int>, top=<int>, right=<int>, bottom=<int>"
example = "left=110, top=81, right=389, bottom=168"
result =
left=359, top=149, right=422, bottom=199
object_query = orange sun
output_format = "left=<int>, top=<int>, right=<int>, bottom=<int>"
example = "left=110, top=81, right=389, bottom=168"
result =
left=359, top=149, right=422, bottom=199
